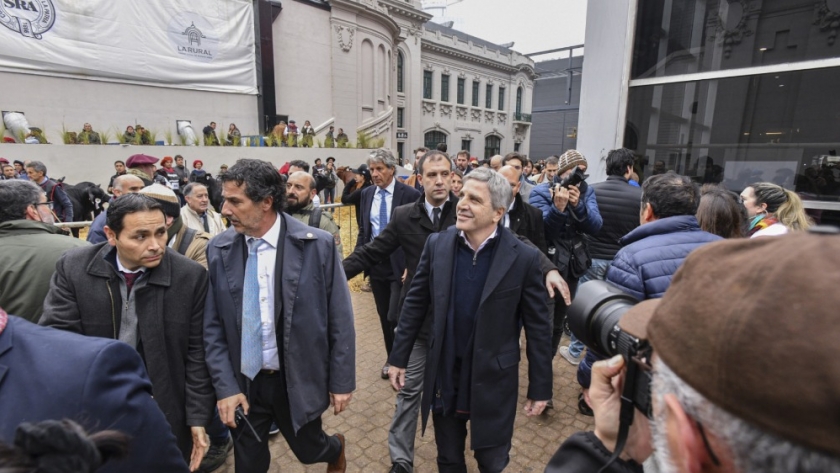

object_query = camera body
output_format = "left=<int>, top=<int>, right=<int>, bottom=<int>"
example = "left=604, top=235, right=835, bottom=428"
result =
left=567, top=280, right=654, bottom=418
left=556, top=166, right=588, bottom=189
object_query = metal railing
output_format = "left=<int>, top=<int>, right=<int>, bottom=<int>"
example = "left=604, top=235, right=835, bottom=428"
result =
left=513, top=112, right=532, bottom=123
left=320, top=203, right=358, bottom=258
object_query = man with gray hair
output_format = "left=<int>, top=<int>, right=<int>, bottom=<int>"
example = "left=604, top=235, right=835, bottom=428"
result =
left=547, top=232, right=840, bottom=472
left=356, top=148, right=421, bottom=379
left=181, top=182, right=226, bottom=237
left=25, top=160, right=74, bottom=223
left=389, top=167, right=553, bottom=473
left=0, top=180, right=87, bottom=322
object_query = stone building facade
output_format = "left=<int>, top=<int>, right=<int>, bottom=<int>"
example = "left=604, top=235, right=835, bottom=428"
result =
left=273, top=0, right=536, bottom=162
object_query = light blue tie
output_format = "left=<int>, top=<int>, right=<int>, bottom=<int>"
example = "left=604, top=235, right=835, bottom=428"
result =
left=241, top=238, right=263, bottom=380
left=376, top=188, right=389, bottom=237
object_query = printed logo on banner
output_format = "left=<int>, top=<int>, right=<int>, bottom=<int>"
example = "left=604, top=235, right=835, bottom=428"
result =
left=167, top=12, right=219, bottom=63
left=0, top=0, right=56, bottom=39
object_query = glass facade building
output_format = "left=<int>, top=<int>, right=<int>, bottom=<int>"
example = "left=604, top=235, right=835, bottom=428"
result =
left=624, top=0, right=840, bottom=224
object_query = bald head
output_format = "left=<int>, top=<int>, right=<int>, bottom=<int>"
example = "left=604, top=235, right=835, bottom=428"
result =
left=498, top=165, right=521, bottom=197
left=490, top=155, right=503, bottom=171
left=112, top=174, right=145, bottom=197
left=286, top=171, right=317, bottom=212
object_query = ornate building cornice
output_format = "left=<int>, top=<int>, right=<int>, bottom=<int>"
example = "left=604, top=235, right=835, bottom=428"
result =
left=421, top=41, right=524, bottom=74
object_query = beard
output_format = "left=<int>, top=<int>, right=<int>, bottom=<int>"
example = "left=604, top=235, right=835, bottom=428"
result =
left=286, top=199, right=309, bottom=214
left=650, top=399, right=680, bottom=473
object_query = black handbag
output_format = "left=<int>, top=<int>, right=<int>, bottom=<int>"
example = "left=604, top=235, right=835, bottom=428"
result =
left=549, top=236, right=592, bottom=281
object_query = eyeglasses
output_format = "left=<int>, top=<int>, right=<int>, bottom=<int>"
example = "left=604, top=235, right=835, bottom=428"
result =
left=35, top=201, right=54, bottom=210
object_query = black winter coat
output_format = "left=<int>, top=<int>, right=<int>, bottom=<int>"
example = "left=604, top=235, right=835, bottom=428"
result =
left=587, top=176, right=643, bottom=260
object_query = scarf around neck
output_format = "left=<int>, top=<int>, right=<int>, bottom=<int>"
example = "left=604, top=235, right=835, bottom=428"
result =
left=748, top=214, right=779, bottom=237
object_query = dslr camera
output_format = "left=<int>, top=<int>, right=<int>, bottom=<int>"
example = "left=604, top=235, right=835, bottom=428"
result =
left=567, top=280, right=653, bottom=419
left=555, top=166, right=588, bottom=189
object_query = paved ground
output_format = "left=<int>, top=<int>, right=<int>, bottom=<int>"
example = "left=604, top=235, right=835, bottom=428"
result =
left=216, top=286, right=593, bottom=473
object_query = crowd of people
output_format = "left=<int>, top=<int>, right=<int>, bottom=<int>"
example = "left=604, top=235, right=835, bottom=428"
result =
left=0, top=144, right=837, bottom=473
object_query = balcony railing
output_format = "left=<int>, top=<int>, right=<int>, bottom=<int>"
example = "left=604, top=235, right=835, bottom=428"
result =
left=513, top=112, right=532, bottom=123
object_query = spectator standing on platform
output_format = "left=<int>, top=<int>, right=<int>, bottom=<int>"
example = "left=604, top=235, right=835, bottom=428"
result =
left=78, top=123, right=101, bottom=144
left=226, top=123, right=241, bottom=146
left=300, top=120, right=315, bottom=147
left=25, top=161, right=74, bottom=223
left=203, top=122, right=220, bottom=146
left=182, top=182, right=226, bottom=238
left=0, top=180, right=87, bottom=323
left=325, top=125, right=336, bottom=148
left=286, top=120, right=299, bottom=147
left=123, top=125, right=137, bottom=144
left=336, top=128, right=349, bottom=147
left=40, top=194, right=214, bottom=469
left=204, top=159, right=354, bottom=472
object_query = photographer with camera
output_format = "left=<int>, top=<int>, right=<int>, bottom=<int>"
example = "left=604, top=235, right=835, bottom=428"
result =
left=529, top=150, right=602, bottom=360
left=574, top=172, right=720, bottom=416
left=546, top=230, right=840, bottom=472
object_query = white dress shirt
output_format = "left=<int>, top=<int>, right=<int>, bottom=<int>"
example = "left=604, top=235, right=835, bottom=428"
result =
left=370, top=177, right=396, bottom=238
left=423, top=199, right=444, bottom=222
left=247, top=213, right=282, bottom=370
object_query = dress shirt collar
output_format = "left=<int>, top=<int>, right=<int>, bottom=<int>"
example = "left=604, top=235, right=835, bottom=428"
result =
left=115, top=252, right=147, bottom=274
left=459, top=227, right=498, bottom=253
left=378, top=177, right=396, bottom=195
left=424, top=198, right=445, bottom=220
left=248, top=212, right=282, bottom=249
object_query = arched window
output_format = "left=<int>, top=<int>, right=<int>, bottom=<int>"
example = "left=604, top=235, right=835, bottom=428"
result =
left=484, top=135, right=501, bottom=159
left=397, top=51, right=404, bottom=93
left=424, top=130, right=447, bottom=150
left=516, top=87, right=523, bottom=117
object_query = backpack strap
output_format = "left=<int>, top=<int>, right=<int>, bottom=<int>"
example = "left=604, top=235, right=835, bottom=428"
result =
left=177, top=228, right=197, bottom=255
left=308, top=207, right=322, bottom=229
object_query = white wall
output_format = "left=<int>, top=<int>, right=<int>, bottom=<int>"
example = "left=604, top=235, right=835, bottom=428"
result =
left=273, top=2, right=334, bottom=131
left=576, top=0, right=635, bottom=182
left=0, top=72, right=259, bottom=145
left=0, top=144, right=375, bottom=188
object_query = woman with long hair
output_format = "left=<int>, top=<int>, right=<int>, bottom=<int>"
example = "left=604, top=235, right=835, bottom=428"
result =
left=225, top=123, right=241, bottom=146
left=271, top=122, right=286, bottom=147
left=740, top=182, right=812, bottom=237
left=696, top=184, right=745, bottom=239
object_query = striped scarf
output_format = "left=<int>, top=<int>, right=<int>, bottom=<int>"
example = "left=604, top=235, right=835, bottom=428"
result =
left=748, top=214, right=779, bottom=237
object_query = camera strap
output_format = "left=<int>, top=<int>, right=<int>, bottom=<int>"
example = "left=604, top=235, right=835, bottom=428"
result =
left=597, top=360, right=640, bottom=473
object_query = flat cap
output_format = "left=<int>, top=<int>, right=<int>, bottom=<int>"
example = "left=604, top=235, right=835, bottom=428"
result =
left=126, top=154, right=159, bottom=168
left=621, top=230, right=840, bottom=457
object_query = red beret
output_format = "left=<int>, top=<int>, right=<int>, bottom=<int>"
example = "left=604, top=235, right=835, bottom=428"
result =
left=125, top=154, right=159, bottom=168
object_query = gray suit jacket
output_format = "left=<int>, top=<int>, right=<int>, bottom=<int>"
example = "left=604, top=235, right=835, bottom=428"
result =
left=204, top=214, right=355, bottom=433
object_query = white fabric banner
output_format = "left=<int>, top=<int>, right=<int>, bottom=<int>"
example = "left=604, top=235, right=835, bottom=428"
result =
left=0, top=0, right=257, bottom=94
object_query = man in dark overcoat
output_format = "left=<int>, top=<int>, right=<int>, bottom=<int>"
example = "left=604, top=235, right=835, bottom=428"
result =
left=388, top=167, right=553, bottom=473
left=204, top=159, right=354, bottom=473
left=39, top=193, right=213, bottom=470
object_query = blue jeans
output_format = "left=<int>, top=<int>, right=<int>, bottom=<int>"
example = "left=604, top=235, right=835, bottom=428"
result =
left=569, top=258, right=612, bottom=357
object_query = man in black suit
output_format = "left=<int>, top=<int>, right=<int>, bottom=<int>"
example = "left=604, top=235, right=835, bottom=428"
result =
left=388, top=167, right=553, bottom=473
left=346, top=155, right=568, bottom=473
left=356, top=149, right=421, bottom=379
left=204, top=159, right=354, bottom=473
left=499, top=164, right=548, bottom=256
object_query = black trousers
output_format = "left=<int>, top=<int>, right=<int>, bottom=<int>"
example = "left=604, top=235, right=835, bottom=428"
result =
left=233, top=371, right=341, bottom=472
left=432, top=413, right=511, bottom=473
left=370, top=276, right=400, bottom=357
left=551, top=277, right=579, bottom=357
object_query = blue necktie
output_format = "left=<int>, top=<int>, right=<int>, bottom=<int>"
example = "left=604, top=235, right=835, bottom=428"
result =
left=241, top=238, right=263, bottom=380
left=376, top=188, right=389, bottom=237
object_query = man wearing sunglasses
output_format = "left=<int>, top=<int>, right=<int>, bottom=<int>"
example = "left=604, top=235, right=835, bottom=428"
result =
left=0, top=180, right=87, bottom=322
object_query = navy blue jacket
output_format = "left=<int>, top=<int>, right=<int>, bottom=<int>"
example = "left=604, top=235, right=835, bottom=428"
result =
left=0, top=316, right=188, bottom=472
left=606, top=215, right=722, bottom=300
left=529, top=182, right=602, bottom=241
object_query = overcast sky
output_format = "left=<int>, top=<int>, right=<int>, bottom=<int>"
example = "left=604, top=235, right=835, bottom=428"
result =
left=426, top=0, right=587, bottom=58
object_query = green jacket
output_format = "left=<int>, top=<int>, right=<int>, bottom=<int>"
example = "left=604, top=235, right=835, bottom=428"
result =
left=0, top=220, right=88, bottom=322
left=288, top=203, right=343, bottom=257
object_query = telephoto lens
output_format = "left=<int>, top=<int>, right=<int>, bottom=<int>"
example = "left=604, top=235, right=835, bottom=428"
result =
left=567, top=280, right=639, bottom=356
